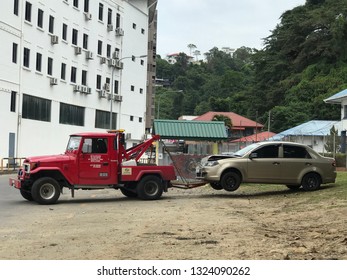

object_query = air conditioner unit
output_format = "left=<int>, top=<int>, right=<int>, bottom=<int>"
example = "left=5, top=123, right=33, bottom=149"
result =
left=86, top=87, right=92, bottom=94
left=108, top=59, right=116, bottom=67
left=98, top=90, right=107, bottom=98
left=75, top=46, right=82, bottom=55
left=81, top=86, right=88, bottom=93
left=103, top=83, right=110, bottom=91
left=115, top=60, right=124, bottom=69
left=114, top=95, right=123, bottom=102
left=50, top=77, right=58, bottom=85
left=73, top=85, right=81, bottom=92
left=84, top=12, right=92, bottom=20
left=125, top=133, right=131, bottom=140
left=115, top=27, right=124, bottom=36
left=107, top=24, right=114, bottom=32
left=86, top=51, right=94, bottom=60
left=100, top=57, right=107, bottom=64
left=113, top=51, right=120, bottom=59
left=51, top=35, right=59, bottom=44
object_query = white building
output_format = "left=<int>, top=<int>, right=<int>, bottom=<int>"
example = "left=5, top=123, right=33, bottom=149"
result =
left=0, top=0, right=156, bottom=160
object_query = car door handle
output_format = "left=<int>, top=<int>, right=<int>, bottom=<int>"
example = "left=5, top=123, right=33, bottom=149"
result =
left=305, top=162, right=312, bottom=166
left=273, top=162, right=280, bottom=165
left=102, top=162, right=109, bottom=166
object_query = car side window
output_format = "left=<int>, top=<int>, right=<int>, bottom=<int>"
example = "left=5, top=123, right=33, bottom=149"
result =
left=254, top=145, right=279, bottom=158
left=284, top=145, right=311, bottom=159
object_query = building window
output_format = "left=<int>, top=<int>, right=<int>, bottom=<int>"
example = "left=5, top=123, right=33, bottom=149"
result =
left=25, top=2, right=32, bottom=22
left=132, top=55, right=135, bottom=62
left=141, top=28, right=145, bottom=34
left=95, top=110, right=116, bottom=129
left=62, top=23, right=67, bottom=41
left=49, top=16, right=55, bottom=34
left=59, top=103, right=85, bottom=126
left=83, top=33, right=88, bottom=49
left=132, top=23, right=136, bottom=29
left=139, top=117, right=142, bottom=123
left=71, top=66, right=77, bottom=83
left=107, top=8, right=112, bottom=25
left=84, top=0, right=89, bottom=13
left=12, top=43, right=18, bottom=63
left=139, top=88, right=143, bottom=94
left=114, top=80, right=119, bottom=94
left=61, top=63, right=66, bottom=80
left=140, top=59, right=144, bottom=66
left=14, top=0, right=19, bottom=15
left=130, top=116, right=134, bottom=121
left=47, top=57, right=53, bottom=76
left=106, top=77, right=110, bottom=86
left=98, top=3, right=103, bottom=21
left=10, top=91, right=16, bottom=112
left=131, top=85, right=135, bottom=91
left=22, top=94, right=51, bottom=122
left=344, top=105, right=347, bottom=119
left=97, top=40, right=102, bottom=55
left=23, top=48, right=30, bottom=68
left=116, top=13, right=121, bottom=28
left=81, top=70, right=87, bottom=86
left=106, top=44, right=111, bottom=58
left=96, top=75, right=101, bottom=89
left=73, top=0, right=78, bottom=8
left=36, top=53, right=42, bottom=72
left=37, top=9, right=44, bottom=28
left=72, top=29, right=78, bottom=45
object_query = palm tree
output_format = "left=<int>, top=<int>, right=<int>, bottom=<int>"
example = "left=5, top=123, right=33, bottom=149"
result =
left=187, top=44, right=197, bottom=56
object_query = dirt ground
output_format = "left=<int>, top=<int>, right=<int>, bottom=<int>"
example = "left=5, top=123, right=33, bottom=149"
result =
left=0, top=183, right=346, bottom=260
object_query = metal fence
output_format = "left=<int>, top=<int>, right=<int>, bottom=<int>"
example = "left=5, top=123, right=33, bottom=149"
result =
left=0, top=157, right=26, bottom=172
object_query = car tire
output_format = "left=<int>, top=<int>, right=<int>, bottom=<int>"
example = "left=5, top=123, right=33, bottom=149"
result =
left=210, top=182, right=223, bottom=190
left=221, top=171, right=241, bottom=192
left=137, top=175, right=163, bottom=200
left=301, top=173, right=321, bottom=191
left=286, top=185, right=301, bottom=190
left=120, top=186, right=138, bottom=198
left=31, top=177, right=61, bottom=205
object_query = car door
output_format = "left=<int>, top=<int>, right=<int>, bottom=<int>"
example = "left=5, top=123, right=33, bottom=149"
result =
left=279, top=144, right=312, bottom=184
left=246, top=144, right=282, bottom=183
left=78, top=137, right=112, bottom=185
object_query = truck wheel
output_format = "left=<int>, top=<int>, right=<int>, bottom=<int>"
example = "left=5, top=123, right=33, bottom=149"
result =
left=137, top=175, right=163, bottom=200
left=302, top=173, right=321, bottom=191
left=120, top=188, right=138, bottom=198
left=31, top=177, right=61, bottom=205
left=221, top=171, right=241, bottom=192
left=20, top=189, right=33, bottom=201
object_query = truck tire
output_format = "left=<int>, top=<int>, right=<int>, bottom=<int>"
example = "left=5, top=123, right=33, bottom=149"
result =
left=31, top=177, right=61, bottom=205
left=20, top=189, right=34, bottom=201
left=120, top=188, right=138, bottom=198
left=221, top=171, right=241, bottom=192
left=137, top=175, right=163, bottom=200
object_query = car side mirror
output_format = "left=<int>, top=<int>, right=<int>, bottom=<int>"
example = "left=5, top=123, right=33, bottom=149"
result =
left=249, top=152, right=258, bottom=159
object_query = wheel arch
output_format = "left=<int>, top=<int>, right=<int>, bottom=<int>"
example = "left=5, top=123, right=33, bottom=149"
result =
left=31, top=170, right=71, bottom=189
left=220, top=167, right=243, bottom=182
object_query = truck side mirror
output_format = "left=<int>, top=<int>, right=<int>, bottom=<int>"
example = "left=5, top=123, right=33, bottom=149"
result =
left=119, top=133, right=125, bottom=146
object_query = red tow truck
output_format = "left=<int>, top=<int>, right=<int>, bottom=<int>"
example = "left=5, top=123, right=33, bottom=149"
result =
left=9, top=130, right=176, bottom=204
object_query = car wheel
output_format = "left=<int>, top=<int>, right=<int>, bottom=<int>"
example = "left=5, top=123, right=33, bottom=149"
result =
left=137, top=175, right=163, bottom=200
left=221, top=171, right=241, bottom=192
left=20, top=189, right=34, bottom=201
left=31, top=177, right=61, bottom=204
left=210, top=182, right=223, bottom=190
left=286, top=185, right=301, bottom=190
left=301, top=173, right=321, bottom=191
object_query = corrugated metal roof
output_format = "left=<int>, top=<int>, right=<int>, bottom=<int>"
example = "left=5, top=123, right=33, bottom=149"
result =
left=268, top=120, right=341, bottom=140
left=153, top=120, right=228, bottom=140
left=324, top=89, right=347, bottom=104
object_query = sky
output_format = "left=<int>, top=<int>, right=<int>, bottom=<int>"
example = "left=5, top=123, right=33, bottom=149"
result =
left=156, top=0, right=306, bottom=57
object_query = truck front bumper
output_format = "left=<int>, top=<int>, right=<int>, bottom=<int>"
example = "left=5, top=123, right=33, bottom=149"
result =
left=9, top=178, right=22, bottom=189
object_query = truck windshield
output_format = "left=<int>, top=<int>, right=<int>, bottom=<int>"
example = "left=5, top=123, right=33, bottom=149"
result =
left=66, top=136, right=82, bottom=152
